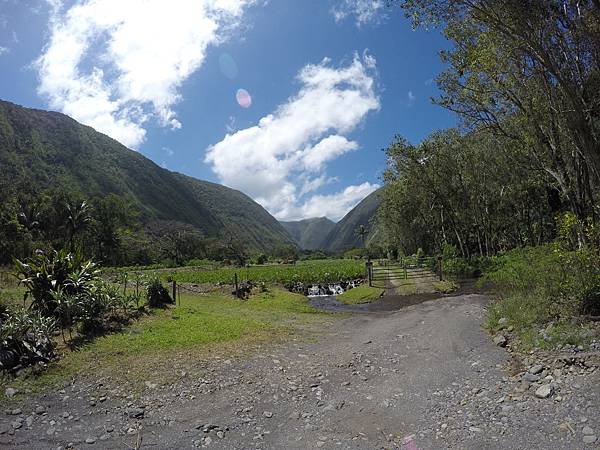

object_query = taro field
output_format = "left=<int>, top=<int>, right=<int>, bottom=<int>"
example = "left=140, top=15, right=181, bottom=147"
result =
left=152, top=259, right=366, bottom=285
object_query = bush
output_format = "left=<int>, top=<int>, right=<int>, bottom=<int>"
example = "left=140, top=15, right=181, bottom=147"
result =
left=0, top=307, right=57, bottom=372
left=255, top=254, right=268, bottom=265
left=484, top=245, right=600, bottom=349
left=146, top=278, right=173, bottom=308
left=14, top=249, right=99, bottom=317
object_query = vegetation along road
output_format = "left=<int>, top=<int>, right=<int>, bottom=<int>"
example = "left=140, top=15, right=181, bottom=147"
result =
left=1, top=284, right=598, bottom=450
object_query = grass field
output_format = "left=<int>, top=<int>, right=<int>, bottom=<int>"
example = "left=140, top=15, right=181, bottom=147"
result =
left=1, top=288, right=329, bottom=394
left=337, top=285, right=384, bottom=304
left=150, top=259, right=366, bottom=285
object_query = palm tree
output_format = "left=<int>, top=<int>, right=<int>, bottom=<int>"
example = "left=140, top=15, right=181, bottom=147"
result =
left=355, top=224, right=369, bottom=260
left=66, top=201, right=91, bottom=252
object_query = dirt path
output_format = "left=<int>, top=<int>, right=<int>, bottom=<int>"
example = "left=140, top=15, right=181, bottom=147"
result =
left=1, top=293, right=598, bottom=449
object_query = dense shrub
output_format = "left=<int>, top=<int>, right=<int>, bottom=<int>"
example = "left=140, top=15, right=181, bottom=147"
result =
left=0, top=307, right=57, bottom=372
left=14, top=249, right=99, bottom=317
left=484, top=245, right=600, bottom=318
left=146, top=278, right=173, bottom=308
left=14, top=250, right=132, bottom=340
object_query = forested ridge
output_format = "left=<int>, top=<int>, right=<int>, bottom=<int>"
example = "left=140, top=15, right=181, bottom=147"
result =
left=0, top=99, right=295, bottom=265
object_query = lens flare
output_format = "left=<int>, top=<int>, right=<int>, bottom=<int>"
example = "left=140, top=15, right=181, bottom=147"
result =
left=219, top=53, right=238, bottom=79
left=236, top=88, right=252, bottom=108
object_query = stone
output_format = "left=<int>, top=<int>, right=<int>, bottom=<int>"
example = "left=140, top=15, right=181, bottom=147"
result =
left=522, top=373, right=540, bottom=383
left=582, top=426, right=594, bottom=435
left=35, top=405, right=46, bottom=415
left=493, top=335, right=507, bottom=347
left=583, top=435, right=597, bottom=444
left=4, top=388, right=17, bottom=398
left=127, top=408, right=144, bottom=419
left=85, top=438, right=96, bottom=444
left=535, top=385, right=553, bottom=399
left=530, top=365, right=544, bottom=375
left=263, top=411, right=273, bottom=418
left=498, top=318, right=508, bottom=328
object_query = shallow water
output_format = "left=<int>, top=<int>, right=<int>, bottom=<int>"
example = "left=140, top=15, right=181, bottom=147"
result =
left=308, top=295, right=372, bottom=312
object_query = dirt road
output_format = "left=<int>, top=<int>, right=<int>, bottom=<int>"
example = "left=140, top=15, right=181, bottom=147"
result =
left=1, top=293, right=598, bottom=449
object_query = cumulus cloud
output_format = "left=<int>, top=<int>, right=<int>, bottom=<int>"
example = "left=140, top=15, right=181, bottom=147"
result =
left=206, top=53, right=380, bottom=221
left=36, top=0, right=253, bottom=148
left=286, top=182, right=379, bottom=221
left=332, top=0, right=386, bottom=26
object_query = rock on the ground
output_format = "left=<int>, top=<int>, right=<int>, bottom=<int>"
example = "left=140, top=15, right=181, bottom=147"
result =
left=535, top=384, right=553, bottom=399
left=4, top=388, right=17, bottom=398
left=493, top=334, right=507, bottom=347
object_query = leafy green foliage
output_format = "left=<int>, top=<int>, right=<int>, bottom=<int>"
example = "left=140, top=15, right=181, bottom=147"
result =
left=157, top=259, right=365, bottom=285
left=0, top=306, right=57, bottom=371
left=146, top=278, right=173, bottom=308
left=396, top=0, right=600, bottom=241
left=14, top=250, right=99, bottom=318
left=381, top=130, right=556, bottom=257
left=484, top=245, right=600, bottom=348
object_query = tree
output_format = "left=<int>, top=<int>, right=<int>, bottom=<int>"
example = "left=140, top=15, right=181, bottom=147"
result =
left=66, top=201, right=91, bottom=252
left=380, top=128, right=555, bottom=257
left=396, top=0, right=600, bottom=243
left=92, top=194, right=138, bottom=265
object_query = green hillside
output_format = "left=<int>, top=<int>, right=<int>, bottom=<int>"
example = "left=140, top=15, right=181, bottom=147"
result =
left=323, top=188, right=383, bottom=253
left=279, top=217, right=335, bottom=249
left=0, top=100, right=294, bottom=251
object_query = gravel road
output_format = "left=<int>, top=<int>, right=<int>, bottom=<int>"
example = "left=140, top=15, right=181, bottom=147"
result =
left=1, top=292, right=598, bottom=449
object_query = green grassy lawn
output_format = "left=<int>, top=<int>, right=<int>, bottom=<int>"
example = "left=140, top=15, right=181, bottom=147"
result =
left=337, top=285, right=384, bottom=304
left=2, top=288, right=329, bottom=395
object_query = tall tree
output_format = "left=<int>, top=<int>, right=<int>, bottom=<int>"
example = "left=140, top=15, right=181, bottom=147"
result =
left=397, top=0, right=600, bottom=241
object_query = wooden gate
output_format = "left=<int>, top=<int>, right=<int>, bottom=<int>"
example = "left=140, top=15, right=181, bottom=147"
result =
left=367, top=257, right=442, bottom=287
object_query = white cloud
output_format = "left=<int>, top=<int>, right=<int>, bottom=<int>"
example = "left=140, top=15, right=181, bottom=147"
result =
left=0, top=46, right=9, bottom=56
left=162, top=146, right=174, bottom=156
left=36, top=0, right=254, bottom=148
left=283, top=182, right=379, bottom=221
left=407, top=90, right=416, bottom=105
left=206, top=53, right=380, bottom=221
left=332, top=0, right=386, bottom=26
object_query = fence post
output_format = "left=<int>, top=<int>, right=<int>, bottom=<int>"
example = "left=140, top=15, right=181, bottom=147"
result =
left=172, top=280, right=177, bottom=305
left=403, top=260, right=407, bottom=280
left=234, top=273, right=239, bottom=298
left=438, top=256, right=443, bottom=281
left=366, top=261, right=373, bottom=287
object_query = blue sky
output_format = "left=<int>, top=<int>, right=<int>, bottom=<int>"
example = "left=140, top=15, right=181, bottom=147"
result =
left=0, top=0, right=455, bottom=221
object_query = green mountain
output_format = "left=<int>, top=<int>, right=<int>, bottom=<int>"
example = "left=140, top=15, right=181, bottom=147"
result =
left=279, top=217, right=336, bottom=250
left=0, top=100, right=294, bottom=251
left=323, top=188, right=383, bottom=253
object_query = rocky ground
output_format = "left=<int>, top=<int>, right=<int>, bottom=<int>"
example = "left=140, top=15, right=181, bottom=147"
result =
left=0, top=292, right=598, bottom=449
